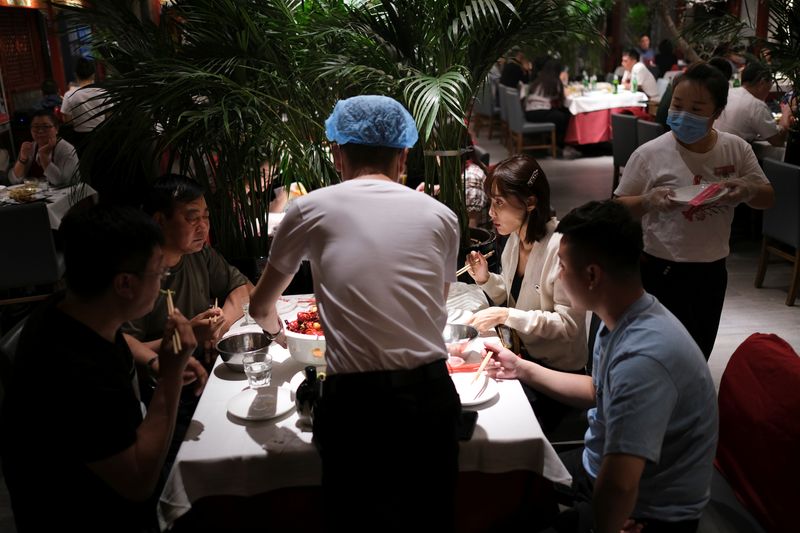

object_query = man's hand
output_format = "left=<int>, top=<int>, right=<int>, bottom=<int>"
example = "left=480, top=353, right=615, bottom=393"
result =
left=641, top=186, right=676, bottom=213
left=149, top=355, right=208, bottom=397
left=157, top=309, right=197, bottom=380
left=189, top=308, right=225, bottom=365
left=720, top=178, right=756, bottom=206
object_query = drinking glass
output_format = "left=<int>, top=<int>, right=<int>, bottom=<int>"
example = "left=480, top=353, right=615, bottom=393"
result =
left=243, top=350, right=272, bottom=388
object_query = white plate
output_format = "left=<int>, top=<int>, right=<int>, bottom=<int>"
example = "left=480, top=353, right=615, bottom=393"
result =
left=227, top=386, right=295, bottom=421
left=450, top=373, right=499, bottom=407
left=669, top=184, right=727, bottom=205
left=276, top=297, right=297, bottom=316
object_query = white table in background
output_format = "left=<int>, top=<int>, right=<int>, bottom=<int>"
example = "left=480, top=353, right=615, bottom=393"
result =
left=158, top=287, right=571, bottom=530
left=0, top=182, right=98, bottom=229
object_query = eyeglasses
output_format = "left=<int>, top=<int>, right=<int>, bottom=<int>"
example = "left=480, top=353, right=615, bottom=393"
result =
left=30, top=125, right=55, bottom=132
left=129, top=267, right=172, bottom=282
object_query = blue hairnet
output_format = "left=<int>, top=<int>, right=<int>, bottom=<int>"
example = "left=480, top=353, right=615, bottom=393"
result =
left=325, top=95, right=419, bottom=149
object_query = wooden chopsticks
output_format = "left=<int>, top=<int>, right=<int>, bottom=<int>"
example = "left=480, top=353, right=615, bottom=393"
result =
left=162, top=289, right=182, bottom=354
left=471, top=351, right=493, bottom=385
left=456, top=250, right=495, bottom=277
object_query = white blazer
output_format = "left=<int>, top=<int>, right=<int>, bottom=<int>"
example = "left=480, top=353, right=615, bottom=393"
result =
left=478, top=218, right=587, bottom=371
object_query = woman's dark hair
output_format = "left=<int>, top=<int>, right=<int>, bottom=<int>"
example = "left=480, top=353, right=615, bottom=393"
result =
left=529, top=59, right=564, bottom=105
left=30, top=109, right=57, bottom=125
left=484, top=154, right=552, bottom=244
left=708, top=57, right=734, bottom=81
left=673, top=61, right=729, bottom=112
left=557, top=200, right=643, bottom=281
left=658, top=39, right=673, bottom=56
left=61, top=205, right=163, bottom=299
left=145, top=174, right=205, bottom=217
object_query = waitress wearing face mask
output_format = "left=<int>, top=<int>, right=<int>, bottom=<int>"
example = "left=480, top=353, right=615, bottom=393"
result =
left=615, top=62, right=774, bottom=360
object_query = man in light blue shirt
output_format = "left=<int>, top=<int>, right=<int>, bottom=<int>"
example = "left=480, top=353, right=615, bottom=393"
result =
left=485, top=200, right=717, bottom=533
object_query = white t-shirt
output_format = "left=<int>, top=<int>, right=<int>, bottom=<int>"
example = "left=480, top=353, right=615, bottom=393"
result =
left=615, top=131, right=768, bottom=262
left=60, top=86, right=109, bottom=132
left=714, top=87, right=780, bottom=143
left=622, top=62, right=659, bottom=101
left=268, top=178, right=459, bottom=374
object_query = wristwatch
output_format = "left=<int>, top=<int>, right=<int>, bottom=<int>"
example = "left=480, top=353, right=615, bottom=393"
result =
left=263, top=320, right=284, bottom=342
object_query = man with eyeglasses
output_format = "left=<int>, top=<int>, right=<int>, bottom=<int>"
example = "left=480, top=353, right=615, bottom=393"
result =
left=124, top=174, right=253, bottom=378
left=8, top=109, right=80, bottom=187
left=1, top=204, right=198, bottom=531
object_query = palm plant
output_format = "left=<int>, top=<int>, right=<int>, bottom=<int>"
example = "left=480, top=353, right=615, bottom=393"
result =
left=306, top=0, right=603, bottom=245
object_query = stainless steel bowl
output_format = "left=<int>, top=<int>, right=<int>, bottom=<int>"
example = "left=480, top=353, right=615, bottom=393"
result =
left=216, top=331, right=271, bottom=373
left=442, top=323, right=478, bottom=357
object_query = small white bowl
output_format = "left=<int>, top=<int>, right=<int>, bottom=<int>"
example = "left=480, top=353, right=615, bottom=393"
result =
left=284, top=328, right=326, bottom=366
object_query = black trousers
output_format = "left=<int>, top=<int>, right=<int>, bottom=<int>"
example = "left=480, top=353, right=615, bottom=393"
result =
left=640, top=253, right=727, bottom=360
left=526, top=108, right=571, bottom=148
left=313, top=360, right=460, bottom=533
left=543, top=449, right=700, bottom=533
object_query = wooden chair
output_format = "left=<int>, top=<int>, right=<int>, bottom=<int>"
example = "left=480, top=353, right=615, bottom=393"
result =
left=610, top=113, right=638, bottom=193
left=501, top=87, right=556, bottom=158
left=755, top=158, right=800, bottom=306
left=0, top=203, right=64, bottom=306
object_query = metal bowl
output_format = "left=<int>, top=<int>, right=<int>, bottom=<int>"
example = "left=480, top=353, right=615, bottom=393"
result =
left=216, top=331, right=271, bottom=373
left=442, top=323, right=478, bottom=358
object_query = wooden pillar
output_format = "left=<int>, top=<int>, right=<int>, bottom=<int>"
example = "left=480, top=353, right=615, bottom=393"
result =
left=755, top=0, right=769, bottom=39
left=727, top=0, right=742, bottom=18
left=44, top=3, right=67, bottom=95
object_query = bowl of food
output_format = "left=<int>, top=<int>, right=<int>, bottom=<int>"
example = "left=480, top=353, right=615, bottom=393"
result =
left=284, top=307, right=326, bottom=366
left=442, top=323, right=478, bottom=358
left=216, top=331, right=271, bottom=373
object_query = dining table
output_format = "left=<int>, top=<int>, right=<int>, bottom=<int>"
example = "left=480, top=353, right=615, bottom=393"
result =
left=158, top=285, right=572, bottom=531
left=0, top=181, right=98, bottom=229
left=564, top=87, right=650, bottom=145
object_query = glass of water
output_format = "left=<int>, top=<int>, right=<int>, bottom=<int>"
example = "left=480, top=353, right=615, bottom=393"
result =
left=243, top=350, right=272, bottom=389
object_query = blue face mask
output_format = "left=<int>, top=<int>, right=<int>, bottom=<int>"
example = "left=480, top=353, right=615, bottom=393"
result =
left=667, top=110, right=712, bottom=144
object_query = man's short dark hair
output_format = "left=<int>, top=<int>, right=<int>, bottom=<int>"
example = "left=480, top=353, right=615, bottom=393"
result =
left=60, top=205, right=163, bottom=299
left=145, top=174, right=205, bottom=217
left=623, top=48, right=640, bottom=62
left=340, top=144, right=402, bottom=175
left=557, top=201, right=643, bottom=281
left=741, top=61, right=771, bottom=85
left=74, top=57, right=96, bottom=81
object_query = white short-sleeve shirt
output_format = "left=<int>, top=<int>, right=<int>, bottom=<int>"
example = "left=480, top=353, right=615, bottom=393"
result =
left=60, top=86, right=109, bottom=132
left=714, top=87, right=780, bottom=143
left=268, top=178, right=460, bottom=374
left=615, top=131, right=769, bottom=262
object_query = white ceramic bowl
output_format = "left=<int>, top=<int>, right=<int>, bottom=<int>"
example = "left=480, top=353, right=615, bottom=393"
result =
left=284, top=329, right=326, bottom=366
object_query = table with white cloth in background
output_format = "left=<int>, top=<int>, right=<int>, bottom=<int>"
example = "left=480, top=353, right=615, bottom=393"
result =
left=0, top=182, right=98, bottom=229
left=564, top=89, right=649, bottom=145
left=158, top=285, right=571, bottom=531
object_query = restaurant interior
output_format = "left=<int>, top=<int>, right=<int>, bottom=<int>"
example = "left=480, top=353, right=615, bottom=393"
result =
left=0, top=1, right=798, bottom=532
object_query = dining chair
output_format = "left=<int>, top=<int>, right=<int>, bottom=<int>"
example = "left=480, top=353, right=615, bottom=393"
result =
left=656, top=78, right=670, bottom=100
left=502, top=87, right=556, bottom=158
left=0, top=202, right=64, bottom=306
left=754, top=158, right=800, bottom=306
left=636, top=118, right=665, bottom=148
left=610, top=113, right=638, bottom=193
left=0, top=316, right=28, bottom=408
left=472, top=81, right=502, bottom=140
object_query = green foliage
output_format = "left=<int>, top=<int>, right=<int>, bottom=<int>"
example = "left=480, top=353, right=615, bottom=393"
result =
left=626, top=3, right=651, bottom=43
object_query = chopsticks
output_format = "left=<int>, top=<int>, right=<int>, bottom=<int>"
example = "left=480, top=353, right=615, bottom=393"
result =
left=471, top=351, right=493, bottom=384
left=211, top=297, right=220, bottom=324
left=456, top=250, right=495, bottom=277
left=162, top=289, right=182, bottom=354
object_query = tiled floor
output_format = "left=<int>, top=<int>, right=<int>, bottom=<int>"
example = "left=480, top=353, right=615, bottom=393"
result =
left=0, top=138, right=797, bottom=531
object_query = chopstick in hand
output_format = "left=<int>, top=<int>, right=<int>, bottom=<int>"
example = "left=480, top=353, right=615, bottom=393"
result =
left=456, top=250, right=495, bottom=277
left=471, top=351, right=493, bottom=385
left=162, top=289, right=182, bottom=354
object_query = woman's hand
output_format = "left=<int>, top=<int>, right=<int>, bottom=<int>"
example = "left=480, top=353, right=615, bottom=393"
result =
left=464, top=250, right=489, bottom=284
left=37, top=138, right=56, bottom=169
left=641, top=186, right=676, bottom=212
left=482, top=340, right=521, bottom=381
left=720, top=178, right=756, bottom=206
left=18, top=142, right=33, bottom=163
left=467, top=307, right=509, bottom=332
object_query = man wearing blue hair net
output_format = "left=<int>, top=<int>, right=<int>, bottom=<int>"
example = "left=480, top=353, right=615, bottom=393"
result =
left=250, top=95, right=461, bottom=530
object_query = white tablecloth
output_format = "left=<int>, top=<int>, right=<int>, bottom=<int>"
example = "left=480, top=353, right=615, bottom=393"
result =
left=566, top=89, right=648, bottom=115
left=158, top=287, right=571, bottom=530
left=0, top=182, right=98, bottom=229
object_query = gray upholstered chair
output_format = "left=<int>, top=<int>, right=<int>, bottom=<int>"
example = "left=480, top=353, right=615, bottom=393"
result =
left=472, top=81, right=502, bottom=140
left=610, top=113, right=638, bottom=193
left=636, top=118, right=665, bottom=148
left=0, top=203, right=64, bottom=306
left=755, top=158, right=800, bottom=306
left=502, top=87, right=556, bottom=158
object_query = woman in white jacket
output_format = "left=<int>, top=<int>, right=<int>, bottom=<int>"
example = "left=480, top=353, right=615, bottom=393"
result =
left=465, top=155, right=587, bottom=430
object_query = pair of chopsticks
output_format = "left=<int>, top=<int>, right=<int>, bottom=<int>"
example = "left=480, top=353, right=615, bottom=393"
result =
left=470, top=325, right=509, bottom=385
left=210, top=297, right=220, bottom=325
left=162, top=289, right=182, bottom=354
left=456, top=250, right=495, bottom=277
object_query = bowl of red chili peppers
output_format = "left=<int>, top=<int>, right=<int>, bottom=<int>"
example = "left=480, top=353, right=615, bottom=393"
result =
left=284, top=306, right=326, bottom=366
